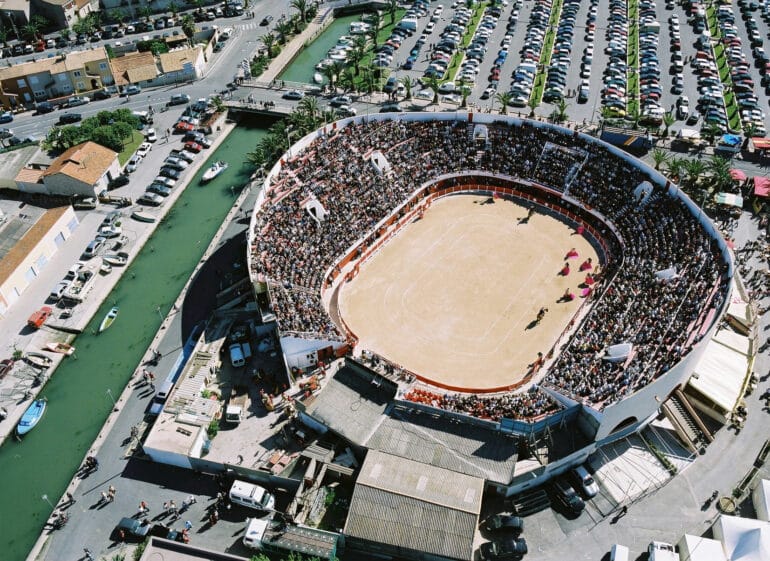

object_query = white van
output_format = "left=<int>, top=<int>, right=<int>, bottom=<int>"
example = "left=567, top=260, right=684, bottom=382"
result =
left=229, top=480, right=275, bottom=512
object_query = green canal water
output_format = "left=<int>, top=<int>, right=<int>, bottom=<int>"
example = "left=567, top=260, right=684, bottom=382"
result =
left=278, top=14, right=359, bottom=84
left=1, top=123, right=268, bottom=561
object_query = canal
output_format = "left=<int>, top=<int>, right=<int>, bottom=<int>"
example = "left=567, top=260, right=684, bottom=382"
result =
left=278, top=14, right=359, bottom=84
left=1, top=123, right=268, bottom=561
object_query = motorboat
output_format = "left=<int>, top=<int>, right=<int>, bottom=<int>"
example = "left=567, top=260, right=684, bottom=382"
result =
left=99, top=306, right=119, bottom=333
left=313, top=72, right=323, bottom=84
left=131, top=211, right=156, bottom=223
left=202, top=160, right=228, bottom=182
left=25, top=352, right=52, bottom=369
left=315, top=59, right=333, bottom=70
left=16, top=399, right=47, bottom=436
left=45, top=342, right=75, bottom=355
left=103, top=252, right=128, bottom=266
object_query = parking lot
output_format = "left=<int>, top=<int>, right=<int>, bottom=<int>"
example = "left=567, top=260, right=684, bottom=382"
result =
left=321, top=0, right=770, bottom=136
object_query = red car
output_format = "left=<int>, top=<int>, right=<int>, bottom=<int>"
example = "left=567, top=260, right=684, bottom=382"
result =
left=174, top=121, right=194, bottom=132
left=184, top=141, right=203, bottom=153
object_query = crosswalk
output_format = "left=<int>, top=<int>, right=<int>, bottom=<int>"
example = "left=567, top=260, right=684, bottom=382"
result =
left=236, top=22, right=260, bottom=31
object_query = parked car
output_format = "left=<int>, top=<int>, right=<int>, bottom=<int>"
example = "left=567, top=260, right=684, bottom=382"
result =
left=159, top=167, right=181, bottom=179
left=137, top=192, right=164, bottom=206
left=168, top=93, right=191, bottom=106
left=35, top=102, right=54, bottom=114
left=111, top=517, right=151, bottom=542
left=183, top=141, right=203, bottom=153
left=58, top=113, right=82, bottom=124
left=483, top=514, right=524, bottom=534
left=147, top=183, right=172, bottom=197
left=82, top=238, right=105, bottom=259
left=282, top=89, right=305, bottom=100
left=549, top=477, right=586, bottom=516
left=108, top=174, right=130, bottom=190
left=145, top=128, right=158, bottom=142
left=479, top=537, right=528, bottom=560
left=570, top=465, right=599, bottom=498
left=66, top=96, right=90, bottom=107
left=123, top=85, right=142, bottom=96
left=0, top=111, right=13, bottom=124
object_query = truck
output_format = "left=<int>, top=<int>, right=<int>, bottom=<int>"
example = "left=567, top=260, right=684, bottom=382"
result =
left=648, top=541, right=678, bottom=561
left=225, top=389, right=250, bottom=424
left=27, top=306, right=53, bottom=329
left=242, top=517, right=339, bottom=560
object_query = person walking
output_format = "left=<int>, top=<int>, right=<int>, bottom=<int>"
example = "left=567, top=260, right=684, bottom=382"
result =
left=65, top=492, right=75, bottom=505
left=100, top=491, right=109, bottom=503
left=84, top=548, right=95, bottom=561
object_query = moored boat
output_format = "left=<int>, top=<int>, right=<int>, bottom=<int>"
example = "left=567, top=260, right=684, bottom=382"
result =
left=25, top=352, right=53, bottom=369
left=16, top=399, right=47, bottom=436
left=313, top=72, right=323, bottom=84
left=99, top=306, right=119, bottom=333
left=131, top=211, right=156, bottom=223
left=103, top=252, right=128, bottom=266
left=45, top=342, right=75, bottom=355
left=201, top=160, right=228, bottom=183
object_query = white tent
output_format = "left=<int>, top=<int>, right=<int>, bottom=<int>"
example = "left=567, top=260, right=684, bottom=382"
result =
left=713, top=515, right=770, bottom=561
left=677, top=534, right=727, bottom=561
left=687, top=335, right=748, bottom=416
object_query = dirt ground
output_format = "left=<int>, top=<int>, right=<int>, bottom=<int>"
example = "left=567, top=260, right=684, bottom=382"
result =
left=337, top=194, right=599, bottom=391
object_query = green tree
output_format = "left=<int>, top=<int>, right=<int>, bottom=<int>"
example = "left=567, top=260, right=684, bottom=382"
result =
left=701, top=121, right=723, bottom=144
left=91, top=125, right=123, bottom=151
left=742, top=122, right=758, bottom=149
left=321, top=64, right=337, bottom=92
left=181, top=14, right=196, bottom=46
left=527, top=96, right=538, bottom=118
left=662, top=111, right=676, bottom=137
left=424, top=75, right=441, bottom=104
left=275, top=19, right=293, bottom=44
left=495, top=91, right=512, bottom=115
left=554, top=98, right=569, bottom=123
left=168, top=1, right=180, bottom=16
left=261, top=33, right=277, bottom=58
left=665, top=156, right=686, bottom=183
left=651, top=148, right=669, bottom=171
left=337, top=67, right=356, bottom=92
left=367, top=11, right=381, bottom=49
left=459, top=81, right=471, bottom=108
left=682, top=158, right=707, bottom=193
left=400, top=76, right=415, bottom=100
left=388, top=0, right=399, bottom=23
left=31, top=15, right=49, bottom=32
left=138, top=6, right=152, bottom=21
left=297, top=95, right=320, bottom=126
left=0, top=28, right=7, bottom=47
left=707, top=155, right=733, bottom=192
left=291, top=0, right=309, bottom=24
left=110, top=8, right=128, bottom=25
left=21, top=22, right=40, bottom=41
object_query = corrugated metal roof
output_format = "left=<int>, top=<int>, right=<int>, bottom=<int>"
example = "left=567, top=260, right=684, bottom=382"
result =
left=366, top=407, right=518, bottom=483
left=345, top=485, right=476, bottom=561
left=304, top=362, right=394, bottom=445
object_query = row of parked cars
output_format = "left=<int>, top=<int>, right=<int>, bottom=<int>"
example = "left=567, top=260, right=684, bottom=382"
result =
left=457, top=2, right=509, bottom=102
left=509, top=0, right=554, bottom=107
left=542, top=0, right=581, bottom=103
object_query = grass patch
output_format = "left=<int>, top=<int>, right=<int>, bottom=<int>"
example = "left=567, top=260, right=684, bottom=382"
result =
left=359, top=9, right=407, bottom=69
left=446, top=1, right=489, bottom=83
left=118, top=131, right=143, bottom=166
left=530, top=0, right=564, bottom=105
left=705, top=5, right=742, bottom=132
left=627, top=0, right=640, bottom=116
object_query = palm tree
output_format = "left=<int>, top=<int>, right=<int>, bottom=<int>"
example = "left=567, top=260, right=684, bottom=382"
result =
left=388, top=0, right=399, bottom=24
left=138, top=6, right=152, bottom=22
left=110, top=8, right=127, bottom=25
left=346, top=47, right=365, bottom=76
left=275, top=20, right=293, bottom=44
left=682, top=158, right=707, bottom=193
left=321, top=64, right=337, bottom=92
left=424, top=75, right=441, bottom=104
left=367, top=11, right=381, bottom=50
left=665, top=156, right=686, bottom=183
left=662, top=111, right=676, bottom=137
left=21, top=22, right=40, bottom=42
left=743, top=122, right=758, bottom=149
left=291, top=0, right=309, bottom=24
left=651, top=148, right=669, bottom=171
left=707, top=155, right=732, bottom=192
left=400, top=76, right=415, bottom=100
left=298, top=95, right=320, bottom=125
left=494, top=92, right=512, bottom=115
left=168, top=2, right=180, bottom=17
left=701, top=122, right=723, bottom=145
left=527, top=97, right=538, bottom=118
left=260, top=33, right=276, bottom=58
left=555, top=98, right=569, bottom=123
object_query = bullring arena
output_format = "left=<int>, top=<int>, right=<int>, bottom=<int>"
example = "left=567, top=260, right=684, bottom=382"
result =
left=248, top=113, right=733, bottom=437
left=339, top=194, right=599, bottom=391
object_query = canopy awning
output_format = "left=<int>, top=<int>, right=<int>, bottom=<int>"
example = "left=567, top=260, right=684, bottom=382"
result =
left=754, top=176, right=770, bottom=197
left=715, top=192, right=744, bottom=207
left=752, top=137, right=770, bottom=150
left=730, top=168, right=747, bottom=181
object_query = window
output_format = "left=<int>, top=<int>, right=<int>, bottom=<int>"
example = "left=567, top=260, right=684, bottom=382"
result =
left=73, top=70, right=82, bottom=77
left=29, top=75, right=39, bottom=85
left=16, top=79, right=25, bottom=88
left=76, top=82, right=84, bottom=90
left=33, top=90, right=46, bottom=99
left=99, top=62, right=108, bottom=70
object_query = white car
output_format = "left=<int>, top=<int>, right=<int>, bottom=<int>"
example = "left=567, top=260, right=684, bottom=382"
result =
left=126, top=155, right=142, bottom=173
left=136, top=142, right=152, bottom=158
left=145, top=128, right=158, bottom=142
left=415, top=89, right=434, bottom=100
left=98, top=225, right=122, bottom=238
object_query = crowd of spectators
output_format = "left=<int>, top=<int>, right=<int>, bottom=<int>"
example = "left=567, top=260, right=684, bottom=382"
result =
left=250, top=117, right=730, bottom=419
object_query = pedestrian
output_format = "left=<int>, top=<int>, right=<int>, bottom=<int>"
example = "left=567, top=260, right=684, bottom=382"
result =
left=148, top=371, right=156, bottom=390
left=66, top=492, right=75, bottom=505
left=163, top=501, right=169, bottom=513
left=619, top=505, right=628, bottom=516
left=184, top=520, right=193, bottom=531
left=84, top=548, right=95, bottom=561
left=101, top=491, right=109, bottom=503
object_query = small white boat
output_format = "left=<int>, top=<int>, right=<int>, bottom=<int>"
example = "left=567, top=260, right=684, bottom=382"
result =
left=25, top=353, right=53, bottom=369
left=313, top=72, right=323, bottom=84
left=45, top=342, right=74, bottom=355
left=131, top=211, right=156, bottom=223
left=99, top=306, right=119, bottom=333
left=202, top=160, right=228, bottom=182
left=103, top=252, right=128, bottom=266
left=316, top=59, right=333, bottom=70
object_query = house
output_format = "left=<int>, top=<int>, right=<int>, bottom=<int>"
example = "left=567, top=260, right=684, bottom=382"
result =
left=0, top=202, right=79, bottom=317
left=109, top=51, right=159, bottom=91
left=30, top=0, right=99, bottom=31
left=157, top=46, right=206, bottom=85
left=0, top=49, right=114, bottom=110
left=15, top=141, right=120, bottom=197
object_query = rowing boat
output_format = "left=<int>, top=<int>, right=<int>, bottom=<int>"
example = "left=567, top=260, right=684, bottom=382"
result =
left=99, top=306, right=119, bottom=333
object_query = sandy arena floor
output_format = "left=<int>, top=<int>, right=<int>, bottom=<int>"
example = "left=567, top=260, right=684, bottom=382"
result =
left=337, top=194, right=599, bottom=391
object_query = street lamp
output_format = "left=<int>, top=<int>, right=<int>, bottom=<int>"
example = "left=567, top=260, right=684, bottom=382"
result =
left=42, top=494, right=54, bottom=510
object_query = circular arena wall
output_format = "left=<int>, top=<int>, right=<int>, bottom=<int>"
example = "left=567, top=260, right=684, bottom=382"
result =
left=247, top=113, right=733, bottom=439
